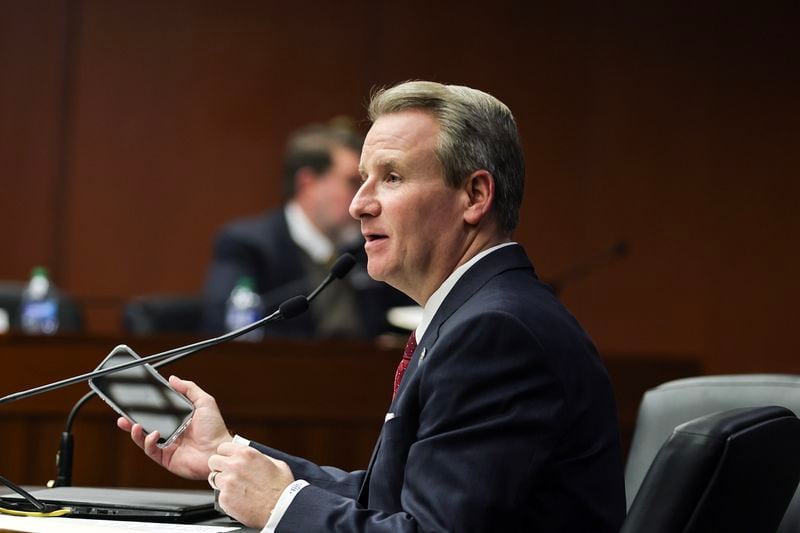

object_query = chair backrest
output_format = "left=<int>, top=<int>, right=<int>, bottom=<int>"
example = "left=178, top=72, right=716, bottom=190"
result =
left=621, top=405, right=800, bottom=533
left=625, top=374, right=800, bottom=532
left=0, top=281, right=84, bottom=332
left=123, top=294, right=203, bottom=334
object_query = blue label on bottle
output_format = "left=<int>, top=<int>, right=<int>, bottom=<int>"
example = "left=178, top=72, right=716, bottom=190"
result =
left=21, top=299, right=59, bottom=334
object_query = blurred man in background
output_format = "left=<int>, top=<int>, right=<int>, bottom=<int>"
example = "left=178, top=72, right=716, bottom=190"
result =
left=202, top=120, right=408, bottom=339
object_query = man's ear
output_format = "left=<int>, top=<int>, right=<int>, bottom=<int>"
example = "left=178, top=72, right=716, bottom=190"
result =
left=463, top=170, right=495, bottom=226
left=294, top=167, right=319, bottom=197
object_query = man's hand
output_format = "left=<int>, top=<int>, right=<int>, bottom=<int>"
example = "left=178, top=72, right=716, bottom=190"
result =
left=208, top=442, right=295, bottom=528
left=117, top=375, right=233, bottom=480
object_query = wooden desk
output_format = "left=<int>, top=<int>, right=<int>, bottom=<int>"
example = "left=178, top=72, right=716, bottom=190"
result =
left=0, top=334, right=700, bottom=488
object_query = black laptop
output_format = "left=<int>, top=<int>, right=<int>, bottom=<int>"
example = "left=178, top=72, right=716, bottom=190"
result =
left=0, top=486, right=219, bottom=522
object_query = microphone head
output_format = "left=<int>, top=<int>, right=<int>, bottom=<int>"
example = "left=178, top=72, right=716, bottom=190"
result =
left=278, top=295, right=309, bottom=320
left=330, top=253, right=357, bottom=279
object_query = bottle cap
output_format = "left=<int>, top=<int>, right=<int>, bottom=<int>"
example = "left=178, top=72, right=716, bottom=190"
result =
left=31, top=266, right=49, bottom=278
left=236, top=277, right=255, bottom=290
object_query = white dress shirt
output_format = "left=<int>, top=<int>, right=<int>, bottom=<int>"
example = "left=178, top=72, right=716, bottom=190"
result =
left=284, top=200, right=334, bottom=264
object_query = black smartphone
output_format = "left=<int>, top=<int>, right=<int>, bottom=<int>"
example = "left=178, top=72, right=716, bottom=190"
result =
left=89, top=344, right=194, bottom=448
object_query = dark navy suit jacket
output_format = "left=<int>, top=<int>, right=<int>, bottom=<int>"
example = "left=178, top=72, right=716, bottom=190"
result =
left=251, top=244, right=626, bottom=531
left=202, top=209, right=408, bottom=338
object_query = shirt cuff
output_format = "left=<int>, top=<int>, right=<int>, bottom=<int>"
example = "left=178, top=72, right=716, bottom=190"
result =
left=232, top=434, right=251, bottom=446
left=261, top=480, right=309, bottom=533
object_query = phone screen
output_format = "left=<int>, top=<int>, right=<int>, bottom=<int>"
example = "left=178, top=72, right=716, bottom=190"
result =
left=89, top=345, right=194, bottom=447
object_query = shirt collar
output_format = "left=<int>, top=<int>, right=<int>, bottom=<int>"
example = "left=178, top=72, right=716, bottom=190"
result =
left=284, top=201, right=335, bottom=264
left=415, top=242, right=517, bottom=341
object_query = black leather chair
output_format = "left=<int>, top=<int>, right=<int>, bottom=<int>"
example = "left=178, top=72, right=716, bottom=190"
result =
left=122, top=294, right=203, bottom=334
left=624, top=374, right=800, bottom=532
left=0, top=280, right=84, bottom=332
left=621, top=405, right=800, bottom=533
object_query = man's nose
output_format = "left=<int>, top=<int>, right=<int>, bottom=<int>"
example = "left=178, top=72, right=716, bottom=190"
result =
left=349, top=181, right=378, bottom=220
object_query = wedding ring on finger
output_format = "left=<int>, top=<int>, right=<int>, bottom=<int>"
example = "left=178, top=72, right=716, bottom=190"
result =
left=209, top=470, right=220, bottom=490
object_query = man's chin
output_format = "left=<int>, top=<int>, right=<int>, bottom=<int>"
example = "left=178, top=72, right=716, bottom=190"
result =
left=365, top=260, right=390, bottom=283
left=365, top=265, right=384, bottom=282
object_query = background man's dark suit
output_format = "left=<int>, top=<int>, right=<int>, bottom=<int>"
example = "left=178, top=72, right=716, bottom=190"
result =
left=202, top=209, right=409, bottom=338
left=246, top=244, right=626, bottom=532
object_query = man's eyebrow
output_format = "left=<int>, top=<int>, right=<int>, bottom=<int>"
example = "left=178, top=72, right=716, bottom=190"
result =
left=359, top=158, right=399, bottom=177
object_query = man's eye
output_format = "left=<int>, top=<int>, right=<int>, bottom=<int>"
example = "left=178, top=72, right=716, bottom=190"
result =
left=387, top=174, right=400, bottom=183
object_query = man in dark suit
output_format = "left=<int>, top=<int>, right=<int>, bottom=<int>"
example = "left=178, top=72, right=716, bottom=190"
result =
left=202, top=122, right=407, bottom=339
left=121, top=81, right=626, bottom=531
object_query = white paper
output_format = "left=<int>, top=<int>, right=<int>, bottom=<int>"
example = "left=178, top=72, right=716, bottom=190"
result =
left=0, top=515, right=239, bottom=533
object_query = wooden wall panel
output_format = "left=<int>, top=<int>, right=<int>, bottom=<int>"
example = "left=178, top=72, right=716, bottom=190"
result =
left=0, top=1, right=68, bottom=280
left=0, top=2, right=798, bottom=375
left=558, top=4, right=800, bottom=373
left=60, top=1, right=373, bottom=332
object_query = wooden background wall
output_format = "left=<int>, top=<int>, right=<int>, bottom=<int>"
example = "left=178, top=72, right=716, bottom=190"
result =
left=1, top=1, right=798, bottom=376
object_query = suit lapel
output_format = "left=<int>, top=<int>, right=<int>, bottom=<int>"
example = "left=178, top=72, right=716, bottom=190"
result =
left=412, top=244, right=534, bottom=358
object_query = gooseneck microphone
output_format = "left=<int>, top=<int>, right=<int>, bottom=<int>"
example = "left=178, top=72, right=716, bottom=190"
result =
left=307, top=252, right=357, bottom=301
left=0, top=253, right=356, bottom=406
left=547, top=241, right=629, bottom=296
left=46, top=294, right=309, bottom=487
left=0, top=297, right=305, bottom=405
left=0, top=253, right=356, bottom=489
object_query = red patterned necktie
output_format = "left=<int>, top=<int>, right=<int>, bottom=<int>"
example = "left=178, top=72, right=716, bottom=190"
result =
left=393, top=332, right=417, bottom=400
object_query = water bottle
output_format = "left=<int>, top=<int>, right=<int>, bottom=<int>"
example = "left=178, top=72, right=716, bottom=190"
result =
left=20, top=266, right=60, bottom=335
left=224, top=276, right=264, bottom=342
